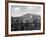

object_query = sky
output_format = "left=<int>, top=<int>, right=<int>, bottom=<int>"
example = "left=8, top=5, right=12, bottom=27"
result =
left=11, top=5, right=41, bottom=17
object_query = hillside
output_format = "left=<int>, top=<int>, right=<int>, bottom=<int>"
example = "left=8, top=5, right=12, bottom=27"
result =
left=11, top=14, right=41, bottom=31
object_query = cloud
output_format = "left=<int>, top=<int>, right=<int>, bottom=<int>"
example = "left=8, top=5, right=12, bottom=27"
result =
left=11, top=6, right=41, bottom=17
